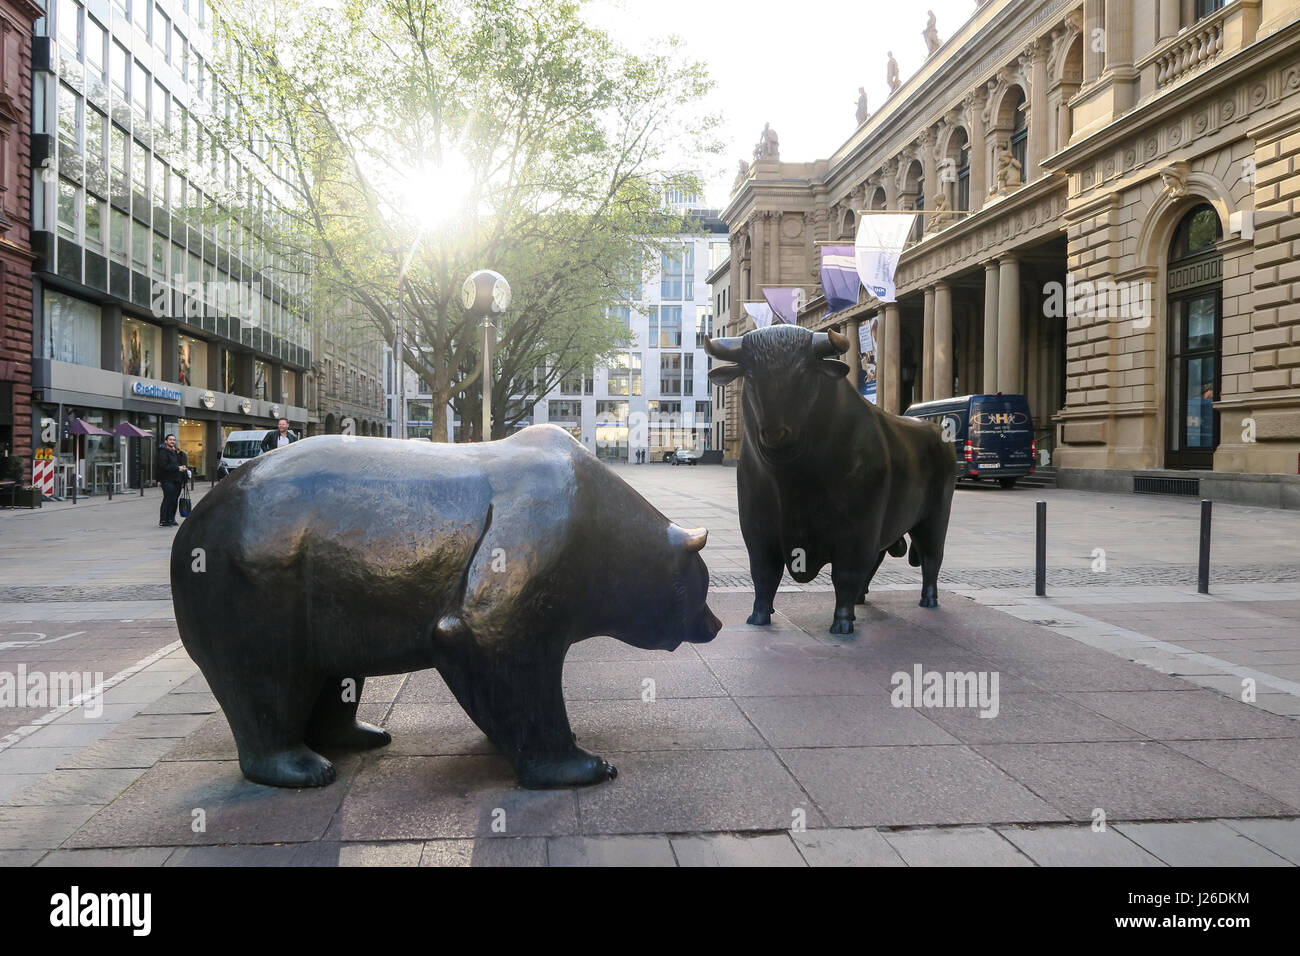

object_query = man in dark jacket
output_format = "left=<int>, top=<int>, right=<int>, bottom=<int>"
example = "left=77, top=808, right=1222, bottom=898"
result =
left=155, top=434, right=189, bottom=527
left=260, top=418, right=298, bottom=453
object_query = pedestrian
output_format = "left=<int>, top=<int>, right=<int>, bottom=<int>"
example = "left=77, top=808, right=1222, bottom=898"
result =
left=155, top=434, right=189, bottom=527
left=261, top=417, right=299, bottom=453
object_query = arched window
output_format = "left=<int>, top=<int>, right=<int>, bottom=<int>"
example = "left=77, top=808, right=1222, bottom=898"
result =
left=1010, top=91, right=1028, bottom=175
left=1165, top=204, right=1223, bottom=469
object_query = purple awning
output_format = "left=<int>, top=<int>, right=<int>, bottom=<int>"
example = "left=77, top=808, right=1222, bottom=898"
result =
left=67, top=418, right=112, bottom=437
left=111, top=422, right=154, bottom=438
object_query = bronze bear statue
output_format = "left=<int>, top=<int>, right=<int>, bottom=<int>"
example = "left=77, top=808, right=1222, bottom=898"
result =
left=171, top=426, right=721, bottom=789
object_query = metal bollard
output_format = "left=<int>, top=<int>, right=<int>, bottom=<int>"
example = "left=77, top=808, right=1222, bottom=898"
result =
left=1035, top=500, right=1046, bottom=597
left=1198, top=499, right=1212, bottom=594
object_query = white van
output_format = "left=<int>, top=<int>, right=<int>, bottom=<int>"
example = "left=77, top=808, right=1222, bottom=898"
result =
left=216, top=429, right=276, bottom=480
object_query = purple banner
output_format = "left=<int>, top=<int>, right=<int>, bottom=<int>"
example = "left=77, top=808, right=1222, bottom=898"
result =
left=762, top=287, right=806, bottom=324
left=820, top=246, right=859, bottom=316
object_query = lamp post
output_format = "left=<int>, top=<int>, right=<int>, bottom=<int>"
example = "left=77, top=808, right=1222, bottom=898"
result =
left=461, top=270, right=511, bottom=441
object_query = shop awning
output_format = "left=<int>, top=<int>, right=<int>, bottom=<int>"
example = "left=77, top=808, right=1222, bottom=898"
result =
left=111, top=422, right=154, bottom=438
left=67, top=418, right=112, bottom=437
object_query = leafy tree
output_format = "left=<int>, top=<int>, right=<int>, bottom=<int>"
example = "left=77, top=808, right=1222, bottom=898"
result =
left=208, top=0, right=719, bottom=440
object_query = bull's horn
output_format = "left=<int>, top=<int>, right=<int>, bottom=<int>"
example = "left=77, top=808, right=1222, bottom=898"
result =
left=703, top=336, right=743, bottom=362
left=812, top=330, right=851, bottom=358
left=669, top=525, right=709, bottom=552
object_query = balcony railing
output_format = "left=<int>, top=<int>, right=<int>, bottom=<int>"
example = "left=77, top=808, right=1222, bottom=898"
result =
left=1142, top=4, right=1235, bottom=90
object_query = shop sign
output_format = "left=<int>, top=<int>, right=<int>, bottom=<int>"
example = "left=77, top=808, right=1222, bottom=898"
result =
left=126, top=379, right=183, bottom=405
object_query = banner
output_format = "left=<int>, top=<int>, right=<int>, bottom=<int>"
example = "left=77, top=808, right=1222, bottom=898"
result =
left=743, top=302, right=774, bottom=329
left=820, top=246, right=859, bottom=316
left=854, top=213, right=916, bottom=304
left=858, top=316, right=877, bottom=358
left=762, top=288, right=805, bottom=324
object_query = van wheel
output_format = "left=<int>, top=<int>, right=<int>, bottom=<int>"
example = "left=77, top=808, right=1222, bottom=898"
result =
left=999, top=477, right=1018, bottom=489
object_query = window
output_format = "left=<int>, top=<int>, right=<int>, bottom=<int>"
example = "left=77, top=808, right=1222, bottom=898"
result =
left=121, top=316, right=162, bottom=378
left=111, top=41, right=129, bottom=96
left=609, top=306, right=630, bottom=329
left=695, top=401, right=711, bottom=424
left=560, top=368, right=593, bottom=395
left=57, top=0, right=81, bottom=57
left=957, top=141, right=971, bottom=212
left=683, top=353, right=694, bottom=396
left=653, top=305, right=682, bottom=348
left=1166, top=205, right=1223, bottom=469
left=548, top=400, right=582, bottom=421
left=661, top=243, right=694, bottom=300
left=56, top=178, right=79, bottom=239
left=1195, top=0, right=1225, bottom=19
left=131, top=218, right=148, bottom=269
left=85, top=107, right=105, bottom=181
left=85, top=195, right=105, bottom=248
left=57, top=83, right=79, bottom=153
left=86, top=16, right=105, bottom=81
left=1011, top=93, right=1028, bottom=177
left=44, top=290, right=102, bottom=367
left=110, top=208, right=128, bottom=263
left=154, top=5, right=170, bottom=59
left=606, top=352, right=641, bottom=396
left=660, top=352, right=683, bottom=395
left=254, top=360, right=271, bottom=400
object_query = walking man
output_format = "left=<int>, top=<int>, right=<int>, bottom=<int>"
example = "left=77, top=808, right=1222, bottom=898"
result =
left=261, top=418, right=298, bottom=453
left=156, top=434, right=189, bottom=527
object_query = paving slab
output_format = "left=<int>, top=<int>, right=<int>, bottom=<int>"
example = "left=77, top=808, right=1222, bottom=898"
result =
left=779, top=745, right=1066, bottom=827
left=736, top=694, right=959, bottom=748
left=995, top=824, right=1166, bottom=866
left=974, top=741, right=1295, bottom=820
left=64, top=756, right=363, bottom=848
left=1067, top=690, right=1300, bottom=741
left=575, top=749, right=825, bottom=835
left=292, top=841, right=425, bottom=867
left=916, top=689, right=1146, bottom=745
left=671, top=833, right=806, bottom=866
left=36, top=847, right=175, bottom=866
left=418, top=838, right=548, bottom=867
left=1164, top=738, right=1300, bottom=812
left=881, top=826, right=1032, bottom=866
left=0, top=805, right=102, bottom=850
left=562, top=659, right=726, bottom=700
left=568, top=698, right=767, bottom=752
left=548, top=835, right=677, bottom=866
left=1114, top=821, right=1293, bottom=866
left=3, top=768, right=145, bottom=807
left=325, top=754, right=579, bottom=841
left=789, top=827, right=906, bottom=866
left=1220, top=818, right=1300, bottom=865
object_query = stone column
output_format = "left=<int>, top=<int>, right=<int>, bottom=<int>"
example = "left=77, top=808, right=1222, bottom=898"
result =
left=983, top=261, right=1000, bottom=392
left=884, top=158, right=900, bottom=209
left=997, top=255, right=1021, bottom=394
left=934, top=281, right=953, bottom=399
left=769, top=211, right=782, bottom=280
left=874, top=311, right=888, bottom=409
left=1104, top=0, right=1136, bottom=110
left=883, top=303, right=901, bottom=413
left=966, top=90, right=988, bottom=212
left=922, top=286, right=935, bottom=403
left=919, top=129, right=937, bottom=234
left=846, top=318, right=861, bottom=385
left=1083, top=0, right=1105, bottom=83
left=751, top=215, right=765, bottom=289
left=1158, top=0, right=1179, bottom=40
left=1028, top=39, right=1049, bottom=181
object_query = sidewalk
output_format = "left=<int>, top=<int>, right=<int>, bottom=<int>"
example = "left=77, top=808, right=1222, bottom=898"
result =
left=1, top=467, right=1297, bottom=865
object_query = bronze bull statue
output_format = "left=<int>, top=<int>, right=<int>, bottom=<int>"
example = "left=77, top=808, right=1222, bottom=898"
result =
left=706, top=325, right=955, bottom=634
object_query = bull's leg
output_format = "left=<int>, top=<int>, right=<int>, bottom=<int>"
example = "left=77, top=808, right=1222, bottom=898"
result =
left=855, top=549, right=888, bottom=605
left=438, top=644, right=616, bottom=789
left=830, top=561, right=871, bottom=635
left=746, top=546, right=783, bottom=626
left=909, top=510, right=951, bottom=609
left=304, top=676, right=392, bottom=752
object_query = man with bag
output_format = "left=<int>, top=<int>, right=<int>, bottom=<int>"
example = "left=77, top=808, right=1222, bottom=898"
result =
left=155, top=434, right=189, bottom=528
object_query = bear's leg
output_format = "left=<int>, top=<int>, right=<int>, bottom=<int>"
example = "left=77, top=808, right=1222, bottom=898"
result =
left=213, top=676, right=337, bottom=788
left=438, top=646, right=616, bottom=789
left=304, top=676, right=392, bottom=752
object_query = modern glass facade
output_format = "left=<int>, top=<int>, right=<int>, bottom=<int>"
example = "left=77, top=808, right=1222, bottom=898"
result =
left=29, top=0, right=312, bottom=492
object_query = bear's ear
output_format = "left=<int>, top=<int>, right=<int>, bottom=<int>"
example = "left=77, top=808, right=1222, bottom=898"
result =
left=816, top=359, right=850, bottom=378
left=708, top=365, right=743, bottom=385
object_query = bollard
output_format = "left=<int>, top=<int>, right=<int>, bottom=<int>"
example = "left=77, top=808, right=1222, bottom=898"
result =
left=1035, top=500, right=1046, bottom=596
left=1198, top=499, right=1212, bottom=594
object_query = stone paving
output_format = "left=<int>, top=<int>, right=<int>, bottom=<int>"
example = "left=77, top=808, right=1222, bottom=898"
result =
left=1, top=465, right=1298, bottom=865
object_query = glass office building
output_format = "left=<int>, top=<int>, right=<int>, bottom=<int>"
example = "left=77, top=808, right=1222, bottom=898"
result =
left=29, top=0, right=309, bottom=490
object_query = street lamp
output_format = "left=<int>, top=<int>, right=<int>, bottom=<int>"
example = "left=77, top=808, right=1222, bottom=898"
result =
left=461, top=270, right=511, bottom=441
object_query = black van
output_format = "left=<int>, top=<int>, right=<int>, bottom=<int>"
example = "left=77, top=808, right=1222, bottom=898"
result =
left=904, top=393, right=1036, bottom=489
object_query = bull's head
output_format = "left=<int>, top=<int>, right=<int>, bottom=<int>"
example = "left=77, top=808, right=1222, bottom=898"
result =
left=705, top=326, right=851, bottom=463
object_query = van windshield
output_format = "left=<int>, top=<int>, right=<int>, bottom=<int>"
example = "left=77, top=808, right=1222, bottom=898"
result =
left=222, top=440, right=263, bottom=460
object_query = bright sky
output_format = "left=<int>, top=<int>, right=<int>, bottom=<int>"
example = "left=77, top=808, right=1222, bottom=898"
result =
left=586, top=0, right=979, bottom=208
